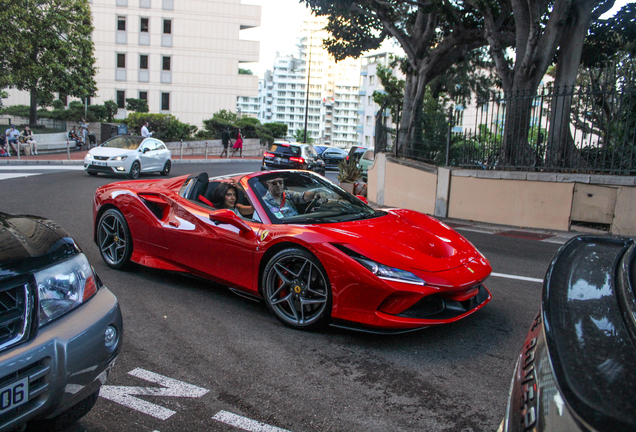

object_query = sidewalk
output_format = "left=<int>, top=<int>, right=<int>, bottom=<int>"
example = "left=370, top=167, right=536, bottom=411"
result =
left=0, top=150, right=262, bottom=165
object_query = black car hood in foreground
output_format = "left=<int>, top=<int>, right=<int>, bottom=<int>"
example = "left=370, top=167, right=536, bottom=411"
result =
left=0, top=212, right=79, bottom=281
left=543, top=236, right=636, bottom=431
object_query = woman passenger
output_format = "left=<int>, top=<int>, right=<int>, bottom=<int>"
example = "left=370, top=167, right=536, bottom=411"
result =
left=211, top=182, right=253, bottom=218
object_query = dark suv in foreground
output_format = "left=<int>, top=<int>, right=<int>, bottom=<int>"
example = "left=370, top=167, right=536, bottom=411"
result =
left=262, top=142, right=325, bottom=175
left=0, top=212, right=122, bottom=431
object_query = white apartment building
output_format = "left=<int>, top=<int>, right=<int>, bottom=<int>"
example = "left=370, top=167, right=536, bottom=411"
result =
left=243, top=17, right=361, bottom=147
left=358, top=52, right=401, bottom=148
left=6, top=0, right=261, bottom=128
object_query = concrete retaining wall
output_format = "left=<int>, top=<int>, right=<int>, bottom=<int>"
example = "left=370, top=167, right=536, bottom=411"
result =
left=165, top=138, right=263, bottom=158
left=367, top=153, right=636, bottom=235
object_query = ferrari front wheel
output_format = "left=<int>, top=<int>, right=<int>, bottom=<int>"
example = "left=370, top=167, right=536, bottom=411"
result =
left=97, top=209, right=133, bottom=270
left=262, top=248, right=332, bottom=330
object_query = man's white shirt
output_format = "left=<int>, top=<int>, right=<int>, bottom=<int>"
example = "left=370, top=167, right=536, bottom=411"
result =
left=141, top=125, right=153, bottom=137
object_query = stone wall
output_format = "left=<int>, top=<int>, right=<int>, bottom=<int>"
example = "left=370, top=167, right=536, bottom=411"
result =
left=165, top=138, right=264, bottom=158
left=368, top=153, right=636, bottom=236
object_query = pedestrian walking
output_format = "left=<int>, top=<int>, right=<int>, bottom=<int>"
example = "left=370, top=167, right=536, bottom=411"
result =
left=231, top=129, right=243, bottom=158
left=221, top=127, right=232, bottom=158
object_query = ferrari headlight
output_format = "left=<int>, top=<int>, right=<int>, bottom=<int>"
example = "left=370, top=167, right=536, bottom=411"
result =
left=112, top=155, right=127, bottom=161
left=353, top=257, right=426, bottom=285
left=35, top=254, right=98, bottom=327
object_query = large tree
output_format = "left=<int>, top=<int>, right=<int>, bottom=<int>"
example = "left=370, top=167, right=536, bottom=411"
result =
left=303, top=0, right=498, bottom=156
left=2, top=0, right=97, bottom=124
left=473, top=0, right=616, bottom=167
left=545, top=0, right=617, bottom=167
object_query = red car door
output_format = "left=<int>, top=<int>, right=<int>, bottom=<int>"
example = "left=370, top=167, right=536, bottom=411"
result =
left=161, top=197, right=256, bottom=291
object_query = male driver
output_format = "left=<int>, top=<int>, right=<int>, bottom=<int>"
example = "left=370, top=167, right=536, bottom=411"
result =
left=262, top=177, right=326, bottom=218
left=5, top=124, right=20, bottom=155
left=141, top=121, right=153, bottom=137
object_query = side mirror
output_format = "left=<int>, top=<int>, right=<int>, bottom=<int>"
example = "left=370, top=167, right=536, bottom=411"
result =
left=209, top=209, right=253, bottom=235
left=356, top=195, right=368, bottom=204
left=142, top=147, right=150, bottom=153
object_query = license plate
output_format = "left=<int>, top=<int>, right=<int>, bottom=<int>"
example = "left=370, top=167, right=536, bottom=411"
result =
left=0, top=377, right=29, bottom=415
left=93, top=161, right=106, bottom=166
left=275, top=157, right=288, bottom=163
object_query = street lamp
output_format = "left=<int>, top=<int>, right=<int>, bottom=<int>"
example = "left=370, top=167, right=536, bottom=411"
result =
left=303, top=29, right=321, bottom=144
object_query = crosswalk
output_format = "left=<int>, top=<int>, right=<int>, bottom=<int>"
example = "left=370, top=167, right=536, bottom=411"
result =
left=0, top=165, right=85, bottom=180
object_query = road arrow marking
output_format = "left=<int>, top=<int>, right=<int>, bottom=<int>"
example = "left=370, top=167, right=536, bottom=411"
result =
left=213, top=410, right=292, bottom=432
left=100, top=368, right=209, bottom=420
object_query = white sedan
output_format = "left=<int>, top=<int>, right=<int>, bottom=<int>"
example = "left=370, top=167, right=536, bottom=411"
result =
left=84, top=135, right=172, bottom=179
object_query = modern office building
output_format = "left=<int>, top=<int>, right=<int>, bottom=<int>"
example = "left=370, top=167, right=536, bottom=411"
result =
left=6, top=0, right=261, bottom=128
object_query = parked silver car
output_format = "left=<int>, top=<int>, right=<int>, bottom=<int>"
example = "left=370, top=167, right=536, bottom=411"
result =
left=0, top=212, right=122, bottom=431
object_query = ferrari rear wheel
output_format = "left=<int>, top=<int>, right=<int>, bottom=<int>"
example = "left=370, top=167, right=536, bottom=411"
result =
left=97, top=209, right=133, bottom=270
left=262, top=248, right=331, bottom=330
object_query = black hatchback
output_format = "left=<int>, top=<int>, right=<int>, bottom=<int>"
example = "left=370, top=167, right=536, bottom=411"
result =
left=262, top=142, right=325, bottom=175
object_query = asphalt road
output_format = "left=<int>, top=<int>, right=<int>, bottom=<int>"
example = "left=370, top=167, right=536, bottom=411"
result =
left=0, top=163, right=564, bottom=432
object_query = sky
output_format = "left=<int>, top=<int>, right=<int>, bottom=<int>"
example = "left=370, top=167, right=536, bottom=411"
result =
left=240, top=0, right=633, bottom=78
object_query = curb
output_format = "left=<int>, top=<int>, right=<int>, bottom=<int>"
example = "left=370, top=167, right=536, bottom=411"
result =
left=0, top=158, right=262, bottom=166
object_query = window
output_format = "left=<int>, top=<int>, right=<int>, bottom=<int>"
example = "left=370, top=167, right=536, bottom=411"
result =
left=117, top=16, right=126, bottom=31
left=162, top=56, right=171, bottom=71
left=139, top=55, right=148, bottom=69
left=163, top=19, right=172, bottom=34
left=366, top=115, right=372, bottom=126
left=161, top=92, right=170, bottom=110
left=117, top=53, right=126, bottom=68
left=369, top=75, right=375, bottom=85
left=139, top=91, right=147, bottom=100
left=365, top=136, right=371, bottom=146
left=140, top=17, right=149, bottom=32
left=368, top=95, right=372, bottom=105
left=116, top=90, right=125, bottom=108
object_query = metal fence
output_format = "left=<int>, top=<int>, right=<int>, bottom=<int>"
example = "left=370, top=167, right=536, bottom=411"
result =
left=393, top=83, right=636, bottom=175
left=0, top=116, right=67, bottom=133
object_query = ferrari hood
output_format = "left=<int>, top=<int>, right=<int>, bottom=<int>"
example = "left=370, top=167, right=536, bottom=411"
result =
left=314, top=209, right=484, bottom=273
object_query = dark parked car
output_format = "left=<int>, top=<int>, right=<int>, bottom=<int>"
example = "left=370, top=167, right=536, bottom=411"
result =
left=0, top=212, right=122, bottom=431
left=262, top=142, right=325, bottom=175
left=499, top=235, right=636, bottom=432
left=346, top=146, right=368, bottom=164
left=318, top=146, right=347, bottom=169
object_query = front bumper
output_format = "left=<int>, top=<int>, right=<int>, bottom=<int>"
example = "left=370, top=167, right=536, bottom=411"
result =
left=84, top=158, right=132, bottom=175
left=0, top=288, right=123, bottom=431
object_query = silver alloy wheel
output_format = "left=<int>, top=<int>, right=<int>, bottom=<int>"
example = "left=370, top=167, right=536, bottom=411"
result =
left=97, top=209, right=132, bottom=269
left=263, top=249, right=331, bottom=329
left=129, top=161, right=140, bottom=179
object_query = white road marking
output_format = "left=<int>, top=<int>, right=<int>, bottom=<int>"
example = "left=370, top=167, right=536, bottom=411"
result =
left=454, top=227, right=498, bottom=235
left=209, top=171, right=255, bottom=180
left=491, top=272, right=543, bottom=283
left=212, top=410, right=292, bottom=432
left=100, top=368, right=209, bottom=420
left=0, top=173, right=42, bottom=180
left=0, top=165, right=85, bottom=170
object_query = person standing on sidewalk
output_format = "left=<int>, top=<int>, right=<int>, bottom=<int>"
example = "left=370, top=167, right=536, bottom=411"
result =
left=220, top=127, right=232, bottom=158
left=231, top=129, right=243, bottom=158
left=141, top=121, right=153, bottom=138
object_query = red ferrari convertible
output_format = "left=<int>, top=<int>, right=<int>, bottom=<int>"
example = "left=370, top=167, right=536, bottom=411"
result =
left=93, top=170, right=492, bottom=332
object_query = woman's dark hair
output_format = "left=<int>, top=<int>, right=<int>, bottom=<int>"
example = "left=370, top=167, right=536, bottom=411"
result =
left=211, top=182, right=237, bottom=209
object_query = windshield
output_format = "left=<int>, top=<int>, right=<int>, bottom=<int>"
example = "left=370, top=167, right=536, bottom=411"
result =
left=102, top=136, right=143, bottom=150
left=249, top=171, right=382, bottom=224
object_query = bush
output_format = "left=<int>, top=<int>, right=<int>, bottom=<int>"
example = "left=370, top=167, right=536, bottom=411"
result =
left=126, top=112, right=197, bottom=142
left=262, top=122, right=288, bottom=139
